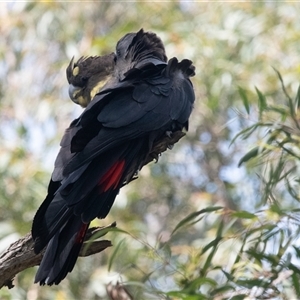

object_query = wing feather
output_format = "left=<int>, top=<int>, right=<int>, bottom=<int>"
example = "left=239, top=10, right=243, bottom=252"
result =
left=60, top=58, right=194, bottom=178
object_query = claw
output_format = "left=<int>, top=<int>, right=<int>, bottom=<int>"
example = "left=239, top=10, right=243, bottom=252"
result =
left=165, top=131, right=172, bottom=138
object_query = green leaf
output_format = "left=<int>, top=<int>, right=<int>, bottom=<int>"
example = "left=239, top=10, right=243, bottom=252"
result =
left=108, top=238, right=125, bottom=272
left=236, top=278, right=270, bottom=289
left=272, top=67, right=293, bottom=110
left=231, top=210, right=257, bottom=219
left=238, top=147, right=259, bottom=167
left=210, top=284, right=235, bottom=296
left=184, top=277, right=217, bottom=292
left=140, top=270, right=155, bottom=283
left=87, top=222, right=117, bottom=241
left=201, top=221, right=223, bottom=276
left=220, top=269, right=235, bottom=281
left=201, top=237, right=222, bottom=255
left=166, top=292, right=206, bottom=300
left=231, top=122, right=273, bottom=146
left=171, top=206, right=223, bottom=235
left=292, top=273, right=300, bottom=298
left=245, top=224, right=277, bottom=241
left=238, top=86, right=250, bottom=114
left=255, top=86, right=267, bottom=117
left=230, top=125, right=258, bottom=146
left=231, top=296, right=248, bottom=300
left=268, top=105, right=288, bottom=119
left=293, top=246, right=300, bottom=259
left=295, top=84, right=300, bottom=110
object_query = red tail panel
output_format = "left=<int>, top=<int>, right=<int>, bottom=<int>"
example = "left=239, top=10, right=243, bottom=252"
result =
left=75, top=223, right=89, bottom=244
left=98, top=160, right=125, bottom=192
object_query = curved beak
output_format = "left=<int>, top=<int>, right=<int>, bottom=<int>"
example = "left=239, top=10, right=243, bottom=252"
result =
left=68, top=84, right=81, bottom=104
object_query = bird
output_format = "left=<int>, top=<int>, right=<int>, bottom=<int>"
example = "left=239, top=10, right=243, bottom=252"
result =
left=32, top=28, right=195, bottom=285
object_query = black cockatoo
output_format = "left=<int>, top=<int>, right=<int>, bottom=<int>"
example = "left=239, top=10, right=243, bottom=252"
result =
left=32, top=29, right=195, bottom=285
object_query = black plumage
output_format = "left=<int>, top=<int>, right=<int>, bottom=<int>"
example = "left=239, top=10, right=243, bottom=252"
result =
left=32, top=29, right=195, bottom=285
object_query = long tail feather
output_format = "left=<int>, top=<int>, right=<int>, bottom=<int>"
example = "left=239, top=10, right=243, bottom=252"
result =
left=35, top=217, right=89, bottom=285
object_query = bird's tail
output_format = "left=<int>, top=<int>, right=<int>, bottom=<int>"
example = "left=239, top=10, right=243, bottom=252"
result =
left=32, top=138, right=150, bottom=285
left=34, top=215, right=89, bottom=285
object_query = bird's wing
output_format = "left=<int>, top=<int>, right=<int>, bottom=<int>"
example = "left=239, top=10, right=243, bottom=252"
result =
left=62, top=58, right=195, bottom=176
left=34, top=58, right=195, bottom=251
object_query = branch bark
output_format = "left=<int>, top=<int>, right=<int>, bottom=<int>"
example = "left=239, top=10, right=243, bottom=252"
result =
left=0, top=222, right=116, bottom=289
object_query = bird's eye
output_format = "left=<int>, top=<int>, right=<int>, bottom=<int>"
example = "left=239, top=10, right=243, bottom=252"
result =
left=73, top=66, right=80, bottom=77
left=82, top=76, right=88, bottom=82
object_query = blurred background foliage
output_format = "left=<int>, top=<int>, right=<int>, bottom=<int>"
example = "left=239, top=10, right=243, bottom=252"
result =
left=1, top=1, right=300, bottom=299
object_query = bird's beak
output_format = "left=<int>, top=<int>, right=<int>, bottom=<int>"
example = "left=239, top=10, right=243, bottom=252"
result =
left=69, top=84, right=90, bottom=107
left=68, top=84, right=81, bottom=104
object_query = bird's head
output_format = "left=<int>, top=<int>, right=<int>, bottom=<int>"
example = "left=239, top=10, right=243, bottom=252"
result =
left=66, top=53, right=115, bottom=107
left=114, top=29, right=167, bottom=79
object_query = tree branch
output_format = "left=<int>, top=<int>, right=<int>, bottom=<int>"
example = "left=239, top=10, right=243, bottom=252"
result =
left=0, top=222, right=116, bottom=289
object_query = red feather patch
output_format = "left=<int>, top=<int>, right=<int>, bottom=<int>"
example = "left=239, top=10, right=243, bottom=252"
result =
left=75, top=223, right=89, bottom=244
left=98, top=160, right=125, bottom=192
